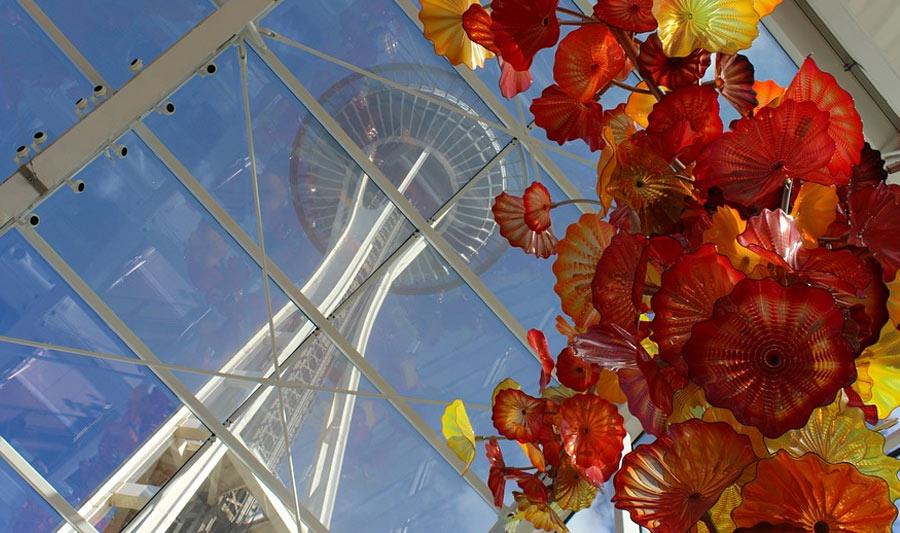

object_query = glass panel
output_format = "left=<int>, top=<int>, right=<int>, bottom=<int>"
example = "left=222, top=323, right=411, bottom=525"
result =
left=0, top=0, right=95, bottom=180
left=144, top=47, right=418, bottom=313
left=0, top=229, right=186, bottom=510
left=330, top=240, right=540, bottom=424
left=440, top=145, right=583, bottom=354
left=264, top=38, right=513, bottom=216
left=33, top=131, right=297, bottom=391
left=0, top=458, right=63, bottom=533
left=35, top=0, right=213, bottom=89
left=242, top=335, right=499, bottom=530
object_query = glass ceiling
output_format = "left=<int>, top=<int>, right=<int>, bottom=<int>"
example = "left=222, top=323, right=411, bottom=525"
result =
left=0, top=0, right=811, bottom=531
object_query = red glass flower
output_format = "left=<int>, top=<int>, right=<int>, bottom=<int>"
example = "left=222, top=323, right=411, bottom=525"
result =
left=645, top=85, right=722, bottom=163
left=553, top=24, right=625, bottom=101
left=849, top=142, right=887, bottom=191
left=733, top=451, right=897, bottom=532
left=593, top=0, right=657, bottom=32
left=462, top=3, right=500, bottom=54
left=783, top=57, right=864, bottom=177
left=528, top=328, right=554, bottom=392
left=498, top=58, right=532, bottom=98
left=650, top=244, right=746, bottom=375
left=849, top=183, right=900, bottom=281
left=684, top=278, right=856, bottom=438
left=639, top=33, right=710, bottom=89
left=613, top=420, right=757, bottom=533
left=715, top=53, right=758, bottom=117
left=694, top=99, right=837, bottom=208
left=559, top=393, right=626, bottom=485
left=531, top=85, right=605, bottom=151
left=556, top=347, right=599, bottom=391
left=490, top=0, right=560, bottom=71
left=591, top=231, right=647, bottom=333
left=523, top=182, right=553, bottom=232
left=492, top=188, right=558, bottom=259
left=492, top=388, right=545, bottom=442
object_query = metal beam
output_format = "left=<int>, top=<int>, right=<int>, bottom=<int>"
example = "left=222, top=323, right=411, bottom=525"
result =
left=18, top=226, right=327, bottom=533
left=0, top=436, right=99, bottom=533
left=0, top=0, right=279, bottom=226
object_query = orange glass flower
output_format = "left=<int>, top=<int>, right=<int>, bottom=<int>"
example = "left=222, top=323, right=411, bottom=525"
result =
left=553, top=25, right=625, bottom=102
left=559, top=394, right=626, bottom=485
left=419, top=0, right=495, bottom=69
left=492, top=188, right=558, bottom=259
left=613, top=420, right=757, bottom=533
left=605, top=140, right=692, bottom=235
left=552, top=214, right=615, bottom=328
left=552, top=458, right=597, bottom=511
left=531, top=85, right=606, bottom=151
left=652, top=0, right=760, bottom=57
left=715, top=53, right=757, bottom=117
left=784, top=57, right=864, bottom=177
left=650, top=243, right=746, bottom=375
left=733, top=451, right=897, bottom=532
left=684, top=278, right=856, bottom=438
left=492, top=388, right=545, bottom=442
left=694, top=99, right=837, bottom=208
left=514, top=493, right=568, bottom=533
left=639, top=33, right=711, bottom=89
left=528, top=328, right=555, bottom=392
left=490, top=0, right=560, bottom=71
left=594, top=0, right=657, bottom=32
left=752, top=79, right=784, bottom=114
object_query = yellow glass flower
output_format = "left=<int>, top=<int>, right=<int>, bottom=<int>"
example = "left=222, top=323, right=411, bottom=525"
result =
left=441, top=399, right=477, bottom=474
left=854, top=320, right=900, bottom=419
left=652, top=0, right=760, bottom=57
left=419, top=0, right=495, bottom=69
left=767, top=393, right=900, bottom=501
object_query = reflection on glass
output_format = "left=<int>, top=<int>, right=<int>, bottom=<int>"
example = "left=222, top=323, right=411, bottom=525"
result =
left=36, top=0, right=212, bottom=89
left=0, top=0, right=94, bottom=180
left=145, top=47, right=417, bottom=314
left=0, top=229, right=181, bottom=510
left=0, top=458, right=62, bottom=533
left=266, top=39, right=512, bottom=216
left=34, top=132, right=290, bottom=389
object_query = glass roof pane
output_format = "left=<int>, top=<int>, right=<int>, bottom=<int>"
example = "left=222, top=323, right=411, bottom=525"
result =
left=441, top=146, right=583, bottom=351
left=242, top=339, right=498, bottom=530
left=32, top=131, right=292, bottom=390
left=264, top=39, right=513, bottom=217
left=0, top=229, right=185, bottom=508
left=0, top=457, right=62, bottom=533
left=330, top=242, right=540, bottom=418
left=34, top=0, right=213, bottom=89
left=145, top=46, right=419, bottom=313
left=0, top=0, right=94, bottom=180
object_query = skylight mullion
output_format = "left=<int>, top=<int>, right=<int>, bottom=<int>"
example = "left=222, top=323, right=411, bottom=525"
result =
left=0, top=436, right=98, bottom=533
left=17, top=226, right=323, bottom=532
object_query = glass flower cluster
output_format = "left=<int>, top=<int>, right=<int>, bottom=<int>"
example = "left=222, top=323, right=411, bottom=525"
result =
left=423, top=0, right=900, bottom=531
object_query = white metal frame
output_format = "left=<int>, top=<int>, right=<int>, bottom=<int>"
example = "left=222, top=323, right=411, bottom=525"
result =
left=3, top=0, right=893, bottom=531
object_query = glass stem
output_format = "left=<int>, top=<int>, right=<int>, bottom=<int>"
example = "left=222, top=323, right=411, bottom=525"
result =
left=550, top=199, right=605, bottom=209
